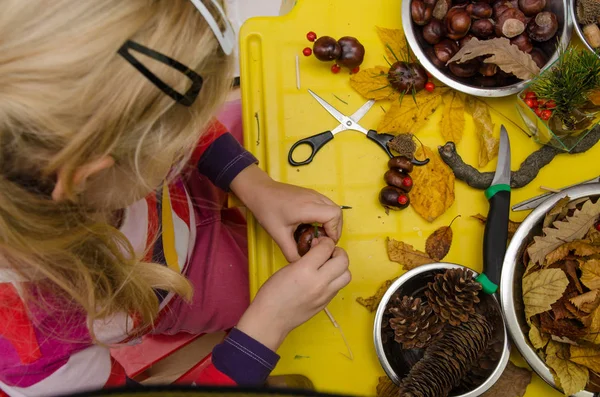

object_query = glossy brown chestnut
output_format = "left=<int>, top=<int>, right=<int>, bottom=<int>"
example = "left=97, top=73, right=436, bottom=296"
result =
left=384, top=169, right=413, bottom=192
left=432, top=0, right=452, bottom=19
left=510, top=33, right=533, bottom=52
left=479, top=62, right=498, bottom=76
left=446, top=7, right=472, bottom=39
left=527, top=11, right=558, bottom=42
left=434, top=39, right=459, bottom=63
left=296, top=225, right=327, bottom=256
left=313, top=36, right=342, bottom=62
left=387, top=62, right=429, bottom=92
left=425, top=46, right=448, bottom=69
left=388, top=156, right=415, bottom=173
left=518, top=0, right=546, bottom=16
left=412, top=0, right=433, bottom=25
left=493, top=1, right=513, bottom=17
left=459, top=34, right=475, bottom=47
left=529, top=47, right=548, bottom=68
left=379, top=186, right=411, bottom=210
left=495, top=7, right=527, bottom=37
left=449, top=59, right=479, bottom=77
left=337, top=37, right=365, bottom=68
left=423, top=19, right=446, bottom=44
left=467, top=2, right=493, bottom=18
left=471, top=19, right=495, bottom=38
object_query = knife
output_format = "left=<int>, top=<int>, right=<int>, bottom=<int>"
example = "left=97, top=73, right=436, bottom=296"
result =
left=512, top=176, right=600, bottom=211
left=477, top=126, right=511, bottom=295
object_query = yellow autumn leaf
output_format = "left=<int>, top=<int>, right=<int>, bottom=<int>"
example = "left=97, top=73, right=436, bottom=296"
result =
left=571, top=345, right=600, bottom=373
left=440, top=90, right=466, bottom=143
left=546, top=341, right=589, bottom=396
left=583, top=306, right=600, bottom=344
left=376, top=26, right=410, bottom=64
left=349, top=66, right=399, bottom=101
left=529, top=323, right=549, bottom=350
left=378, top=89, right=446, bottom=134
left=522, top=269, right=569, bottom=320
left=465, top=96, right=498, bottom=168
left=410, top=145, right=455, bottom=222
left=386, top=238, right=433, bottom=271
left=582, top=259, right=600, bottom=290
left=571, top=290, right=600, bottom=314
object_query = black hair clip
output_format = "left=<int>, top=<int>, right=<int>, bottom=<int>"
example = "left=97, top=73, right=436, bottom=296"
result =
left=117, top=40, right=203, bottom=107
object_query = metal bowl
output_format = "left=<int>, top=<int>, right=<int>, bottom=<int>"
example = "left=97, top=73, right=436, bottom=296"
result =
left=570, top=0, right=600, bottom=56
left=402, top=0, right=573, bottom=97
left=501, top=183, right=600, bottom=396
left=374, top=263, right=510, bottom=397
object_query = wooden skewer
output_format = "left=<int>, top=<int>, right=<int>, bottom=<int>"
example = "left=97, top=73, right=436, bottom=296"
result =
left=540, top=185, right=561, bottom=193
left=295, top=55, right=300, bottom=90
left=324, top=307, right=354, bottom=361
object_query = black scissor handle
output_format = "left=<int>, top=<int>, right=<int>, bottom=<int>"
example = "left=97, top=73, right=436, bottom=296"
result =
left=288, top=131, right=334, bottom=166
left=366, top=130, right=394, bottom=158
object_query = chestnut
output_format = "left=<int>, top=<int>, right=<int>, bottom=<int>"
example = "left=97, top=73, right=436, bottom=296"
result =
left=432, top=0, right=452, bottom=19
left=295, top=224, right=327, bottom=256
left=446, top=7, right=472, bottom=39
left=479, top=62, right=498, bottom=76
left=388, top=156, right=415, bottom=173
left=518, top=0, right=546, bottom=16
left=423, top=19, right=446, bottom=44
left=384, top=170, right=413, bottom=192
left=387, top=61, right=429, bottom=92
left=529, top=47, right=548, bottom=68
left=459, top=34, right=475, bottom=47
left=379, top=186, right=410, bottom=210
left=337, top=36, right=365, bottom=68
left=449, top=59, right=479, bottom=77
left=313, top=36, right=341, bottom=62
left=425, top=46, right=448, bottom=69
left=510, top=32, right=533, bottom=52
left=412, top=0, right=433, bottom=25
left=467, top=2, right=493, bottom=18
left=471, top=19, right=495, bottom=38
left=493, top=1, right=513, bottom=17
left=434, top=39, right=459, bottom=63
left=527, top=11, right=558, bottom=42
left=495, top=7, right=527, bottom=37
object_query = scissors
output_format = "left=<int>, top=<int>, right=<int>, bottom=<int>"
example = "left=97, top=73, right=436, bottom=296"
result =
left=288, top=89, right=396, bottom=166
left=512, top=176, right=600, bottom=211
left=478, top=126, right=511, bottom=295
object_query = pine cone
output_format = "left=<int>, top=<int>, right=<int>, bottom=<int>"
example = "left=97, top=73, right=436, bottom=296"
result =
left=398, top=313, right=493, bottom=397
left=425, top=268, right=482, bottom=326
left=389, top=296, right=444, bottom=349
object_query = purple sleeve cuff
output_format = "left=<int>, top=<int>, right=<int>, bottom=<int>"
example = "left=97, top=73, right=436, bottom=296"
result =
left=212, top=328, right=280, bottom=385
left=197, top=133, right=257, bottom=191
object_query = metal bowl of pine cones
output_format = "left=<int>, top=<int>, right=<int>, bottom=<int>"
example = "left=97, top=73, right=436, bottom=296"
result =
left=374, top=263, right=510, bottom=397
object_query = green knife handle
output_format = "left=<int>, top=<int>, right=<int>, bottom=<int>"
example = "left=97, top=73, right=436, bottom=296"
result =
left=483, top=189, right=511, bottom=288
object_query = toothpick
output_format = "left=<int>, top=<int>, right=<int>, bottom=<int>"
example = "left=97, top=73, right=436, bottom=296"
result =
left=540, top=185, right=561, bottom=193
left=295, top=55, right=300, bottom=90
left=324, top=307, right=354, bottom=361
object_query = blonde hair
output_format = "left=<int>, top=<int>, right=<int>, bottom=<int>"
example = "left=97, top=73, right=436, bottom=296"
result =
left=0, top=0, right=233, bottom=336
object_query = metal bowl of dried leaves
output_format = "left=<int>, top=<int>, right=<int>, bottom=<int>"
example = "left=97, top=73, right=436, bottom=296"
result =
left=501, top=183, right=600, bottom=396
left=374, top=263, right=509, bottom=397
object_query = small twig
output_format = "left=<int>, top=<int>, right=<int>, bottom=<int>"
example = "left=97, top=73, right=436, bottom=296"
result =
left=254, top=112, right=260, bottom=146
left=295, top=55, right=300, bottom=90
left=540, top=186, right=561, bottom=193
left=324, top=308, right=354, bottom=361
left=333, top=94, right=348, bottom=105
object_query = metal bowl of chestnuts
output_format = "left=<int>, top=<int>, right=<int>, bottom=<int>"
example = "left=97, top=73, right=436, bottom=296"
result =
left=402, top=0, right=573, bottom=97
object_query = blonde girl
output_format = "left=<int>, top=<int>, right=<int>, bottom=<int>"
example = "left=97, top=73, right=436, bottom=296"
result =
left=0, top=1, right=350, bottom=395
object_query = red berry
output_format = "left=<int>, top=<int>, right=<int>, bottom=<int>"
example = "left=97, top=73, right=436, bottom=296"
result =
left=426, top=72, right=433, bottom=78
left=351, top=66, right=360, bottom=74
left=546, top=100, right=557, bottom=109
left=425, top=82, right=435, bottom=92
left=537, top=99, right=547, bottom=107
left=397, top=194, right=409, bottom=205
left=331, top=64, right=341, bottom=74
left=307, top=31, right=317, bottom=42
left=524, top=98, right=538, bottom=108
left=541, top=109, right=552, bottom=121
left=303, top=47, right=312, bottom=57
left=525, top=91, right=537, bottom=99
left=596, top=222, right=600, bottom=231
left=534, top=108, right=543, bottom=117
left=402, top=176, right=413, bottom=187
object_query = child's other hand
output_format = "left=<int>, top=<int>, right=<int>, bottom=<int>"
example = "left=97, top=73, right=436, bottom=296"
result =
left=230, top=165, right=343, bottom=262
left=236, top=237, right=351, bottom=351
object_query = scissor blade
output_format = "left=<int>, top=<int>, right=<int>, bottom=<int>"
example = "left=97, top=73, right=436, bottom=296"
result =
left=512, top=176, right=600, bottom=211
left=350, top=99, right=376, bottom=123
left=491, top=126, right=511, bottom=186
left=308, top=89, right=346, bottom=126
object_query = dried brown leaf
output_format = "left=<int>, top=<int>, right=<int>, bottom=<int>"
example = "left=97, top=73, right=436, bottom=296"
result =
left=410, top=146, right=455, bottom=222
left=356, top=279, right=396, bottom=313
left=571, top=345, right=600, bottom=374
left=425, top=216, right=460, bottom=261
left=522, top=268, right=569, bottom=320
left=440, top=90, right=465, bottom=143
left=377, top=88, right=447, bottom=134
left=471, top=214, right=521, bottom=238
left=583, top=306, right=600, bottom=344
left=546, top=241, right=600, bottom=266
left=527, top=199, right=600, bottom=265
left=546, top=341, right=589, bottom=396
left=571, top=290, right=600, bottom=314
left=529, top=323, right=550, bottom=350
left=480, top=361, right=532, bottom=397
left=447, top=37, right=540, bottom=80
left=465, top=96, right=498, bottom=167
left=582, top=259, right=600, bottom=290
left=349, top=66, right=399, bottom=101
left=387, top=238, right=433, bottom=271
left=544, top=196, right=572, bottom=228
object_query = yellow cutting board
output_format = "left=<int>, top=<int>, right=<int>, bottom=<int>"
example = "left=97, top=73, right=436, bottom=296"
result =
left=239, top=0, right=600, bottom=395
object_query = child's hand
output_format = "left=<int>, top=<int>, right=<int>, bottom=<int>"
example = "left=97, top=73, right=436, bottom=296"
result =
left=236, top=237, right=351, bottom=351
left=230, top=165, right=343, bottom=262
